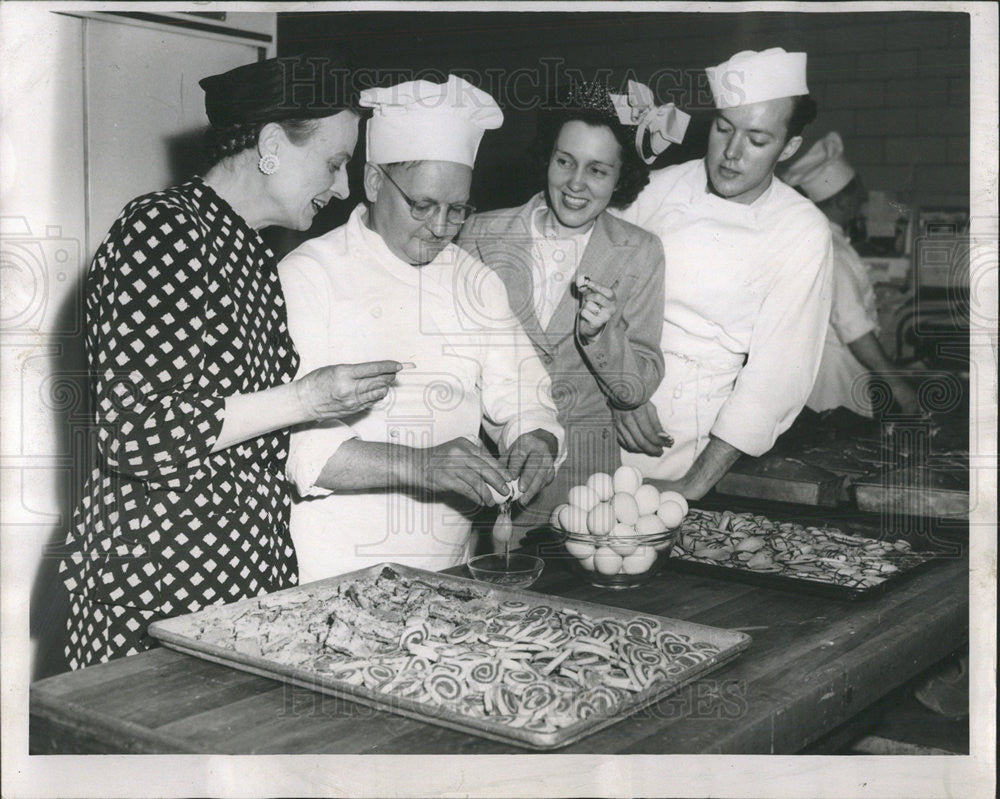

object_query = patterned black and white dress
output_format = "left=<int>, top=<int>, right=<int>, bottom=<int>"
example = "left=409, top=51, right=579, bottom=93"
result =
left=60, top=178, right=299, bottom=669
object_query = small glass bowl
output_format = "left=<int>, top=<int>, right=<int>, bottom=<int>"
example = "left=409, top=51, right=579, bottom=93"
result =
left=467, top=553, right=544, bottom=589
left=557, top=525, right=677, bottom=589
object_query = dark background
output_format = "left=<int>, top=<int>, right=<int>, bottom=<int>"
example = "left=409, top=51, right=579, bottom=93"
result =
left=270, top=10, right=970, bottom=255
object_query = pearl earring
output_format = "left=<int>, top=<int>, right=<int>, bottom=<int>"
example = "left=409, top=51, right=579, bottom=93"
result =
left=258, top=153, right=280, bottom=175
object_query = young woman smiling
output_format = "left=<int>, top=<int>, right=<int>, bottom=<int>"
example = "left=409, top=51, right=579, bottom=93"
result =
left=458, top=81, right=682, bottom=539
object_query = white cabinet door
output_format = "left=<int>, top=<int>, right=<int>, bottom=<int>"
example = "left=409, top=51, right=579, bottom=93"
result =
left=83, top=16, right=268, bottom=253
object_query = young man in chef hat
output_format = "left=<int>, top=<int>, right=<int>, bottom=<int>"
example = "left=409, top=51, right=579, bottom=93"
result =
left=612, top=47, right=834, bottom=497
left=278, top=75, right=564, bottom=582
left=784, top=132, right=921, bottom=418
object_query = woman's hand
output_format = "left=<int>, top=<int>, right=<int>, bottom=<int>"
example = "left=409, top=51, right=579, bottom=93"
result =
left=506, top=429, right=558, bottom=505
left=576, top=276, right=617, bottom=343
left=295, top=361, right=403, bottom=422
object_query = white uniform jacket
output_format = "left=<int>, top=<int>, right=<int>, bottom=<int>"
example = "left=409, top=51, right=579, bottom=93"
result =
left=615, top=158, right=834, bottom=479
left=278, top=205, right=563, bottom=581
left=806, top=221, right=880, bottom=417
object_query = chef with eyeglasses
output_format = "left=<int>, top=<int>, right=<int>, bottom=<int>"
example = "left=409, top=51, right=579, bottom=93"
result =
left=613, top=48, right=835, bottom=499
left=278, top=76, right=564, bottom=582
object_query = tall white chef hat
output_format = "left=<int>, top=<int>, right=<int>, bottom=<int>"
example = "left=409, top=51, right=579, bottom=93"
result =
left=783, top=132, right=856, bottom=202
left=359, top=75, right=503, bottom=167
left=706, top=47, right=809, bottom=109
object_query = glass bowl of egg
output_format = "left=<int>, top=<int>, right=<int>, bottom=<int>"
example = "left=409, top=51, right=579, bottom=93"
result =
left=550, top=466, right=688, bottom=589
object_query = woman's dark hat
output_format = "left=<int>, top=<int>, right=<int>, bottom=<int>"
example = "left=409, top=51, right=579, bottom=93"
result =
left=200, top=51, right=355, bottom=128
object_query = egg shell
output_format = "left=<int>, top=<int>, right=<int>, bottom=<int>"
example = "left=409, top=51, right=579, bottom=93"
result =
left=655, top=499, right=686, bottom=529
left=587, top=502, right=615, bottom=535
left=611, top=492, right=640, bottom=525
left=564, top=505, right=590, bottom=536
left=609, top=522, right=639, bottom=557
left=593, top=546, right=624, bottom=575
left=586, top=472, right=614, bottom=502
left=635, top=514, right=667, bottom=536
left=565, top=538, right=596, bottom=559
left=567, top=484, right=600, bottom=512
left=550, top=503, right=569, bottom=528
left=633, top=484, right=661, bottom=515
left=612, top=465, right=643, bottom=495
left=622, top=544, right=657, bottom=574
left=658, top=490, right=689, bottom=516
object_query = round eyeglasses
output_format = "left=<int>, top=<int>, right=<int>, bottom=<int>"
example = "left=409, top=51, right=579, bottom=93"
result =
left=376, top=165, right=476, bottom=225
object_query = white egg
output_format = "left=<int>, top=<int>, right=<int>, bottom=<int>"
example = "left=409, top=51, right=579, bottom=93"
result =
left=656, top=499, right=686, bottom=529
left=635, top=514, right=667, bottom=536
left=593, top=546, right=624, bottom=575
left=622, top=544, right=657, bottom=574
left=612, top=465, right=643, bottom=495
left=567, top=484, right=600, bottom=512
left=564, top=505, right=590, bottom=536
left=550, top=503, right=569, bottom=528
left=565, top=538, right=596, bottom=560
left=586, top=472, right=614, bottom=502
left=612, top=492, right=640, bottom=525
left=587, top=502, right=615, bottom=535
left=633, top=484, right=661, bottom=516
left=558, top=504, right=575, bottom=533
left=659, top=490, right=689, bottom=516
left=577, top=553, right=596, bottom=571
left=609, top=522, right=639, bottom=557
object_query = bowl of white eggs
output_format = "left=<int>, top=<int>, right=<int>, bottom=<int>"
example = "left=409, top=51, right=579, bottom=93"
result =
left=550, top=466, right=688, bottom=589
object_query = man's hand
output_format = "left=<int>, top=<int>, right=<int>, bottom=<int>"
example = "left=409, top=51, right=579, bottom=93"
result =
left=506, top=429, right=558, bottom=505
left=419, top=437, right=512, bottom=508
left=613, top=402, right=673, bottom=456
left=296, top=361, right=403, bottom=422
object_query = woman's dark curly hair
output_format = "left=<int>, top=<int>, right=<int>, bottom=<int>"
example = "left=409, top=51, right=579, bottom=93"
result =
left=530, top=83, right=651, bottom=209
left=204, top=118, right=327, bottom=166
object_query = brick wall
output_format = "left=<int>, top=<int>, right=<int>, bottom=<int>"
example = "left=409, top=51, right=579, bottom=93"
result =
left=279, top=10, right=970, bottom=215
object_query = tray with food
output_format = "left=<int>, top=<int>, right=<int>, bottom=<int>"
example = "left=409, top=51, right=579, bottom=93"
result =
left=667, top=508, right=943, bottom=599
left=148, top=563, right=751, bottom=750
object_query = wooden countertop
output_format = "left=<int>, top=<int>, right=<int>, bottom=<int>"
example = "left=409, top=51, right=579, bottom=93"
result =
left=30, top=541, right=968, bottom=755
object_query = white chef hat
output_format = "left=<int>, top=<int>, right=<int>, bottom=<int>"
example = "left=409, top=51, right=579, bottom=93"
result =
left=706, top=47, right=809, bottom=109
left=783, top=132, right=856, bottom=202
left=359, top=75, right=503, bottom=167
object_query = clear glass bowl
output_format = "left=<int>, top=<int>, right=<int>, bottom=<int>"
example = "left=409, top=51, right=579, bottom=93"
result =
left=466, top=553, right=544, bottom=589
left=556, top=525, right=677, bottom=589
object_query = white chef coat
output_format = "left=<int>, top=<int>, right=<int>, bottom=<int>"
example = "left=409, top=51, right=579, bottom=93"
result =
left=806, top=221, right=880, bottom=417
left=613, top=158, right=833, bottom=479
left=278, top=205, right=563, bottom=582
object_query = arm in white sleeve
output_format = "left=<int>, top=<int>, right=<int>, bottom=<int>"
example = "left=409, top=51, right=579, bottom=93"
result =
left=278, top=251, right=358, bottom=497
left=829, top=245, right=878, bottom=345
left=711, top=217, right=834, bottom=456
left=474, top=270, right=565, bottom=461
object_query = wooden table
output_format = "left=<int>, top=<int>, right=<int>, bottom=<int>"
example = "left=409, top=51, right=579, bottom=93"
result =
left=30, top=537, right=968, bottom=755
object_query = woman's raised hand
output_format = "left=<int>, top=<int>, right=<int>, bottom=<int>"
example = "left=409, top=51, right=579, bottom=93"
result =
left=576, top=275, right=617, bottom=343
left=295, top=361, right=404, bottom=421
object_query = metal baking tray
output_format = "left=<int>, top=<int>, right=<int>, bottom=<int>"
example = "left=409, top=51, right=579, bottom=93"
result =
left=664, top=551, right=943, bottom=601
left=149, top=563, right=751, bottom=751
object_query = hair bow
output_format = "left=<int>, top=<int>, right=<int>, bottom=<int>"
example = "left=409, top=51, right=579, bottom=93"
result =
left=609, top=80, right=690, bottom=165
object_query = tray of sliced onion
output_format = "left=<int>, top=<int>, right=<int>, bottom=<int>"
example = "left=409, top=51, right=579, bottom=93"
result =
left=149, top=563, right=751, bottom=750
left=667, top=508, right=944, bottom=599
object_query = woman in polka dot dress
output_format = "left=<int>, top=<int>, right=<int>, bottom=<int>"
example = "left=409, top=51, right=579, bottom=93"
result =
left=59, top=53, right=403, bottom=669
